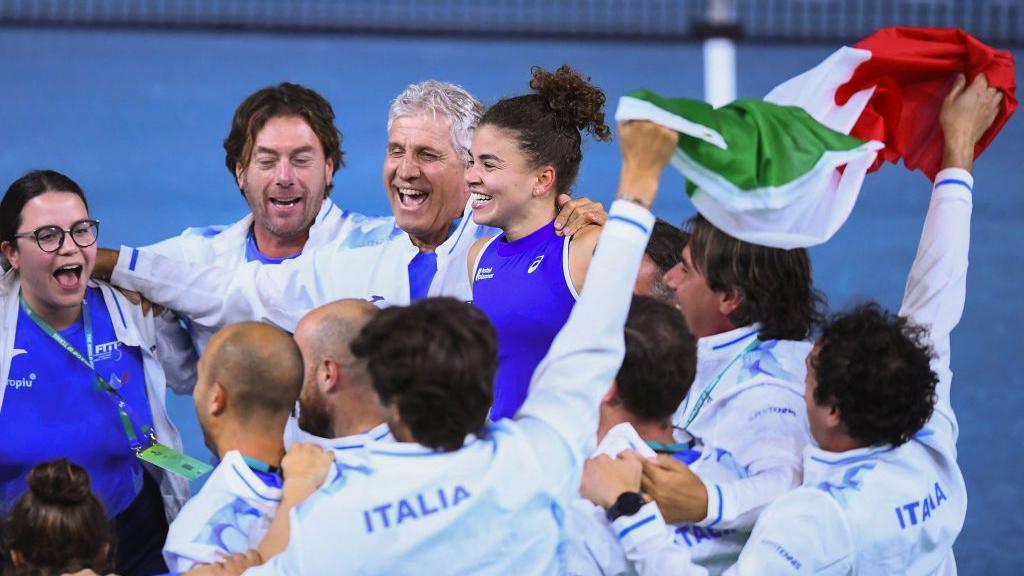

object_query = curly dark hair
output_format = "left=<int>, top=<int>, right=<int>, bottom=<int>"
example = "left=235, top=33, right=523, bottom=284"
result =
left=3, top=459, right=113, bottom=576
left=223, top=82, right=344, bottom=194
left=617, top=296, right=697, bottom=422
left=812, top=303, right=938, bottom=447
left=686, top=214, right=824, bottom=341
left=350, top=298, right=497, bottom=452
left=479, top=65, right=611, bottom=196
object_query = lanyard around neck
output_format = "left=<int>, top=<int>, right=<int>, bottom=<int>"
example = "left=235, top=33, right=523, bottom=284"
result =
left=645, top=439, right=692, bottom=454
left=683, top=336, right=761, bottom=429
left=242, top=456, right=282, bottom=476
left=18, top=291, right=155, bottom=453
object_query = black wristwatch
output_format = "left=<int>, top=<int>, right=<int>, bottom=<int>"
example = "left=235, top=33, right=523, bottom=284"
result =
left=606, top=491, right=645, bottom=522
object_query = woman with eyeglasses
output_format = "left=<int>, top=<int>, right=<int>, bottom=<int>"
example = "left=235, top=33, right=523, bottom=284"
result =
left=0, top=170, right=189, bottom=576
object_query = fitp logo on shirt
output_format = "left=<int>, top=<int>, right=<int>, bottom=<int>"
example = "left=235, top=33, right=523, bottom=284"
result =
left=93, top=341, right=123, bottom=363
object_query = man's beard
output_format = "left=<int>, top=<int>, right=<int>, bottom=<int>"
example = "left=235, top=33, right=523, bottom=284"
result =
left=298, top=389, right=333, bottom=439
left=244, top=188, right=321, bottom=240
left=651, top=277, right=678, bottom=306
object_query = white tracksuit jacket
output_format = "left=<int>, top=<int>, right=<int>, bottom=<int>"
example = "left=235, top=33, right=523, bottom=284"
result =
left=243, top=200, right=653, bottom=576
left=604, top=168, right=973, bottom=576
left=671, top=328, right=813, bottom=531
left=110, top=200, right=491, bottom=334
left=138, top=198, right=390, bottom=392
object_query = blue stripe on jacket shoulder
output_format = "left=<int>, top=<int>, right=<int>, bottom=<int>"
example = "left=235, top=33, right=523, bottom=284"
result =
left=608, top=214, right=651, bottom=235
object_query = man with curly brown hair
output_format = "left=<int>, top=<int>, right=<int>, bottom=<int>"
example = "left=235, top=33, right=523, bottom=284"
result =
left=584, top=73, right=1001, bottom=576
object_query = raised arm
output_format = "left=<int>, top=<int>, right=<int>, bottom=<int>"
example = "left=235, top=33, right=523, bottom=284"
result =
left=898, top=74, right=1002, bottom=441
left=516, top=121, right=677, bottom=484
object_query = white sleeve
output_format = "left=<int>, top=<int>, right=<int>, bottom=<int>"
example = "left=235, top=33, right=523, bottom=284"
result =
left=162, top=504, right=230, bottom=573
left=162, top=542, right=225, bottom=573
left=614, top=502, right=710, bottom=576
left=897, top=168, right=972, bottom=444
left=111, top=243, right=352, bottom=333
left=565, top=501, right=622, bottom=576
left=142, top=226, right=223, bottom=261
left=699, top=386, right=806, bottom=531
left=725, top=489, right=853, bottom=576
left=515, top=200, right=654, bottom=490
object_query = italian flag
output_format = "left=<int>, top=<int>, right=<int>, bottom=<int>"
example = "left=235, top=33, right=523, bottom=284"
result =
left=615, top=27, right=1016, bottom=249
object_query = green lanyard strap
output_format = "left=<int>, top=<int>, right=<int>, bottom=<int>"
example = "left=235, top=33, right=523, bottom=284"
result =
left=18, top=291, right=156, bottom=453
left=683, top=337, right=761, bottom=429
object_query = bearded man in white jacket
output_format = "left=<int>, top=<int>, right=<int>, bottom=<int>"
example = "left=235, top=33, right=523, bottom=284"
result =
left=94, top=81, right=605, bottom=340
left=139, top=83, right=390, bottom=392
left=572, top=73, right=1001, bottom=576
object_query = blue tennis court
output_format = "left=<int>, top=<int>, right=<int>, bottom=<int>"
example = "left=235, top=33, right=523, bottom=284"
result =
left=2, top=24, right=1021, bottom=573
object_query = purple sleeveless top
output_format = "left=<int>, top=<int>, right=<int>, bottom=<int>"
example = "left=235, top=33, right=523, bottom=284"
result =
left=472, top=221, right=577, bottom=420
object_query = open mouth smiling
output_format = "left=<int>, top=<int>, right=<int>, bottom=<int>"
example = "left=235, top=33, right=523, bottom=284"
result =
left=397, top=188, right=429, bottom=208
left=53, top=263, right=83, bottom=289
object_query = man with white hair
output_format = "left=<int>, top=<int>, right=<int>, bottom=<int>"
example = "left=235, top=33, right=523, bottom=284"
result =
left=198, top=118, right=669, bottom=576
left=94, top=80, right=604, bottom=332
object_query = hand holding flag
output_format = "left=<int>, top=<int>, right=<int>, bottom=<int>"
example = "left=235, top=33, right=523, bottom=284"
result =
left=615, top=27, right=1015, bottom=249
left=939, top=74, right=1004, bottom=172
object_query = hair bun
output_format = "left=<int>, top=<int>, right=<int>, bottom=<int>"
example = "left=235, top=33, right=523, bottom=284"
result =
left=530, top=65, right=612, bottom=142
left=27, top=458, right=93, bottom=506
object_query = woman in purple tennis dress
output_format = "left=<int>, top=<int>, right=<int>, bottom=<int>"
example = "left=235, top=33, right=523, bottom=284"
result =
left=466, top=65, right=612, bottom=420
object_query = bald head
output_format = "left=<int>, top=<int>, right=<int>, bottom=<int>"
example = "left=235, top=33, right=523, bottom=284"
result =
left=293, top=299, right=381, bottom=439
left=202, top=322, right=304, bottom=422
left=295, top=299, right=379, bottom=366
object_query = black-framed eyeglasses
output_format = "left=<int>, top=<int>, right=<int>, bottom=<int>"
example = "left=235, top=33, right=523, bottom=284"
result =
left=12, top=219, right=100, bottom=253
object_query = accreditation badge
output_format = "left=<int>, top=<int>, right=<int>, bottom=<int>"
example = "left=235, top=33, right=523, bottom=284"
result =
left=137, top=443, right=214, bottom=480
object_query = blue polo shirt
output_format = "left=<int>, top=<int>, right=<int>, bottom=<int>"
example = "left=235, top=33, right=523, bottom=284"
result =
left=245, top=229, right=303, bottom=264
left=0, top=287, right=152, bottom=516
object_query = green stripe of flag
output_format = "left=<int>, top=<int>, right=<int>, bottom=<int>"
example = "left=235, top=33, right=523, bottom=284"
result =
left=617, top=90, right=879, bottom=211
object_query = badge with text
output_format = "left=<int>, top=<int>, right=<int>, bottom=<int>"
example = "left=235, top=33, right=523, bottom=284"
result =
left=137, top=443, right=213, bottom=480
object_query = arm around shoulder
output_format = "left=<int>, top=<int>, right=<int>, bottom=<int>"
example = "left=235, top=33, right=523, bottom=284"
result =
left=109, top=242, right=345, bottom=333
left=567, top=224, right=602, bottom=294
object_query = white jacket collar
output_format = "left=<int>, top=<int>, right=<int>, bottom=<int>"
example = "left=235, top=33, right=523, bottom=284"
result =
left=697, top=324, right=762, bottom=360
left=398, top=199, right=477, bottom=258
left=366, top=431, right=481, bottom=458
left=802, top=442, right=894, bottom=482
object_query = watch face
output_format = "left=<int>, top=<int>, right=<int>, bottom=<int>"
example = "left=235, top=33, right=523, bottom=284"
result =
left=618, top=492, right=644, bottom=516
